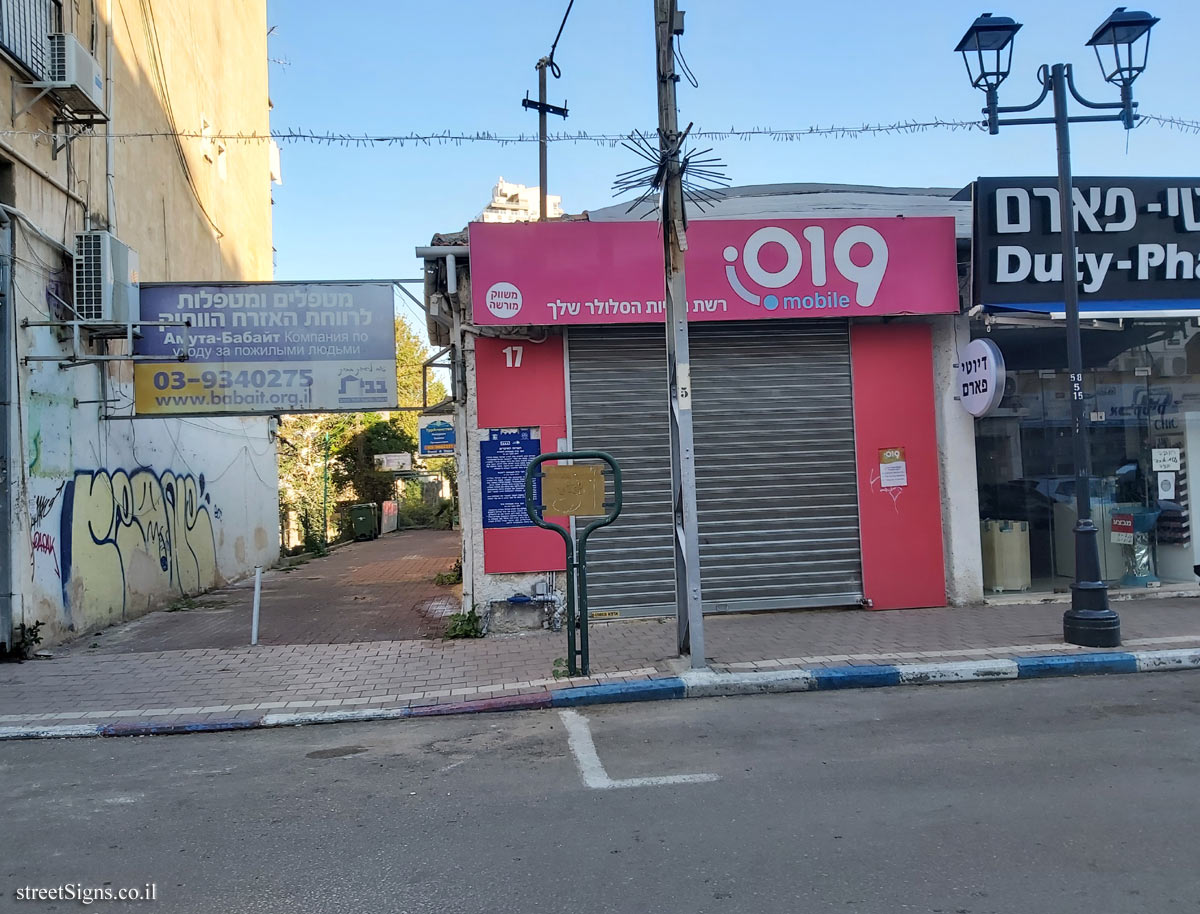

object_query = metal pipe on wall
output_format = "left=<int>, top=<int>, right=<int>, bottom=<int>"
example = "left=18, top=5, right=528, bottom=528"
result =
left=105, top=0, right=116, bottom=231
left=0, top=211, right=12, bottom=648
left=0, top=140, right=87, bottom=210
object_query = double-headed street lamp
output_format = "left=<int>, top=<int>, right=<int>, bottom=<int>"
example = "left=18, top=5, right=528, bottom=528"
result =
left=955, top=8, right=1160, bottom=648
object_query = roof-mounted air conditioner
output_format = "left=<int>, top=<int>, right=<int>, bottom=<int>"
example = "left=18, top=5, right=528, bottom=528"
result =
left=47, top=33, right=105, bottom=117
left=74, top=231, right=139, bottom=326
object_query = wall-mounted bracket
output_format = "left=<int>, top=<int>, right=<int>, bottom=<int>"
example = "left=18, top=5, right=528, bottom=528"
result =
left=422, top=343, right=459, bottom=410
left=11, top=78, right=55, bottom=121
left=20, top=317, right=191, bottom=368
left=12, top=76, right=110, bottom=128
left=51, top=118, right=101, bottom=160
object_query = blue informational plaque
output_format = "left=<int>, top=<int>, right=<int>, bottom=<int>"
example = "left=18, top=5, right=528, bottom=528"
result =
left=419, top=417, right=456, bottom=456
left=480, top=428, right=541, bottom=529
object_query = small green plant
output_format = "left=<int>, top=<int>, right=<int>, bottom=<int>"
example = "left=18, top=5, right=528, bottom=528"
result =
left=165, top=596, right=199, bottom=613
left=302, top=529, right=329, bottom=557
left=552, top=657, right=570, bottom=680
left=433, top=498, right=456, bottom=530
left=444, top=607, right=484, bottom=639
left=397, top=503, right=436, bottom=529
left=434, top=558, right=463, bottom=586
left=4, top=621, right=44, bottom=661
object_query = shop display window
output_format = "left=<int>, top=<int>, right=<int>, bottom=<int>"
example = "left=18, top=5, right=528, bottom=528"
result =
left=974, top=318, right=1200, bottom=594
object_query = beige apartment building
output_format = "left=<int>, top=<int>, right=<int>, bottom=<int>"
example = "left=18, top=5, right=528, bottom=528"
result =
left=477, top=176, right=563, bottom=223
left=0, top=0, right=280, bottom=648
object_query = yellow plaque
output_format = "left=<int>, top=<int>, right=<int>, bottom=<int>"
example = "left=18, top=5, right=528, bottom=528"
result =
left=541, top=464, right=607, bottom=516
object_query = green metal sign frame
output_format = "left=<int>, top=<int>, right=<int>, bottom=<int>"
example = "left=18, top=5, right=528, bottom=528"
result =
left=524, top=451, right=623, bottom=676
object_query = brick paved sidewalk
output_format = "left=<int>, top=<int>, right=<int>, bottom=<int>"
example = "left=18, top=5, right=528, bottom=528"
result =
left=2, top=592, right=1198, bottom=730
left=60, top=530, right=463, bottom=654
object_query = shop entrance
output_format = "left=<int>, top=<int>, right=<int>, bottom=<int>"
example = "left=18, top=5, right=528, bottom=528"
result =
left=567, top=319, right=863, bottom=618
left=975, top=319, right=1199, bottom=595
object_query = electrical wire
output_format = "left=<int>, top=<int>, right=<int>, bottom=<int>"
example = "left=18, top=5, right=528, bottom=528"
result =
left=1140, top=114, right=1200, bottom=133
left=674, top=38, right=698, bottom=89
left=1, top=203, right=74, bottom=255
left=398, top=299, right=427, bottom=327
left=546, top=0, right=574, bottom=78
left=130, top=0, right=224, bottom=239
left=0, top=114, right=1194, bottom=146
left=175, top=416, right=276, bottom=454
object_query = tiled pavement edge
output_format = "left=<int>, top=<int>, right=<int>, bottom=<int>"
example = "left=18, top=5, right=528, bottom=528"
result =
left=2, top=647, right=1198, bottom=740
left=3, top=528, right=1198, bottom=742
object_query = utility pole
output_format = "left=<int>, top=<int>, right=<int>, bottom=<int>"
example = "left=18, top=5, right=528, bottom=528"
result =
left=654, top=0, right=705, bottom=668
left=538, top=61, right=548, bottom=222
left=522, top=62, right=568, bottom=221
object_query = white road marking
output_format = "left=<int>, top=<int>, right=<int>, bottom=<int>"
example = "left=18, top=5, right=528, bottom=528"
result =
left=558, top=709, right=720, bottom=790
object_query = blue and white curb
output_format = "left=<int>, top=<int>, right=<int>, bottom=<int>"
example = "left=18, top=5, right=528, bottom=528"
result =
left=2, top=647, right=1198, bottom=740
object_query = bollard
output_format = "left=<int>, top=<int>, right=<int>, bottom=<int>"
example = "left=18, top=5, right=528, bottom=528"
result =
left=250, top=565, right=263, bottom=645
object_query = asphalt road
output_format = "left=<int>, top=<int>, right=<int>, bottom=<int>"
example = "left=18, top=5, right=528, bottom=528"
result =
left=4, top=673, right=1199, bottom=913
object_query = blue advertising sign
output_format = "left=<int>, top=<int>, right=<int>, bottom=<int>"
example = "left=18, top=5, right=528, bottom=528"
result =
left=132, top=281, right=399, bottom=416
left=480, top=428, right=541, bottom=529
left=419, top=416, right=456, bottom=457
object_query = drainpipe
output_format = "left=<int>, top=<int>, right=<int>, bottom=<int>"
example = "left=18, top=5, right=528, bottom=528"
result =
left=452, top=306, right=473, bottom=615
left=105, top=0, right=116, bottom=232
left=417, top=245, right=471, bottom=611
left=0, top=211, right=12, bottom=648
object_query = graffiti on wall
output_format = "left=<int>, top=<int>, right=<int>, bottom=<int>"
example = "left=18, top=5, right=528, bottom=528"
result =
left=29, top=481, right=66, bottom=578
left=59, top=468, right=219, bottom=622
left=32, top=531, right=59, bottom=576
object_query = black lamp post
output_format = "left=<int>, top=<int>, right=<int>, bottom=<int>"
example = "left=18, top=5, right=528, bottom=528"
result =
left=956, top=8, right=1159, bottom=648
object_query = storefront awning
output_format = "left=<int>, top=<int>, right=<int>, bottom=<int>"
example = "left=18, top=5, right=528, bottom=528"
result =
left=984, top=300, right=1200, bottom=320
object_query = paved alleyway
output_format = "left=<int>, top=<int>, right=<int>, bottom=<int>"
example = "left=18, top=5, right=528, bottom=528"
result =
left=62, top=530, right=462, bottom=654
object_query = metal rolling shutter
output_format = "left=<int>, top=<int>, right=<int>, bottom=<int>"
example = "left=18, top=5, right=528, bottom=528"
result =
left=568, top=320, right=862, bottom=617
left=690, top=321, right=863, bottom=611
left=568, top=326, right=676, bottom=616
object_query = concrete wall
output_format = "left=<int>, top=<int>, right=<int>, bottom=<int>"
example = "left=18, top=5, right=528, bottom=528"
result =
left=3, top=0, right=278, bottom=644
left=928, top=313, right=985, bottom=605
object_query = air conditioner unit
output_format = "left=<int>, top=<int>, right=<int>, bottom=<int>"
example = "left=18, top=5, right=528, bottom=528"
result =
left=1154, top=355, right=1189, bottom=378
left=47, top=33, right=105, bottom=117
left=73, top=231, right=139, bottom=325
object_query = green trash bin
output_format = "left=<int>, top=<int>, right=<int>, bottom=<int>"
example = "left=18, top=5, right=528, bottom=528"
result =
left=350, top=503, right=378, bottom=541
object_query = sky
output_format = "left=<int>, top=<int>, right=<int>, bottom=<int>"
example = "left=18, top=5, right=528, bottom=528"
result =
left=265, top=0, right=1199, bottom=324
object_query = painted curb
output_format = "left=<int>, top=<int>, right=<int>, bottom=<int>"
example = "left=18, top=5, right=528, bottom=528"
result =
left=2, top=648, right=1199, bottom=740
left=551, top=678, right=686, bottom=707
left=1015, top=652, right=1138, bottom=678
left=681, top=668, right=815, bottom=697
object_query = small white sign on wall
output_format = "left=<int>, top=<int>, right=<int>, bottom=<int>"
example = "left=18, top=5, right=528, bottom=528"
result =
left=1158, top=472, right=1176, bottom=501
left=1152, top=448, right=1181, bottom=472
left=878, top=447, right=908, bottom=487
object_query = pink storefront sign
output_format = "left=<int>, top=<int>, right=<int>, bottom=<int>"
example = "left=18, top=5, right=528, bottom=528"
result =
left=469, top=217, right=959, bottom=326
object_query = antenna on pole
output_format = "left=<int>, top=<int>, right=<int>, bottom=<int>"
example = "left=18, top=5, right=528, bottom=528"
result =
left=521, top=0, right=574, bottom=221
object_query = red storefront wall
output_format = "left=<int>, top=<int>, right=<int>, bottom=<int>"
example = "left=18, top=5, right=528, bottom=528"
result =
left=474, top=335, right=567, bottom=573
left=850, top=322, right=947, bottom=609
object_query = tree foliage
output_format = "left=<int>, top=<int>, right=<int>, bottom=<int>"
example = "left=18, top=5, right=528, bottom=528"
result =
left=277, top=315, right=450, bottom=549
